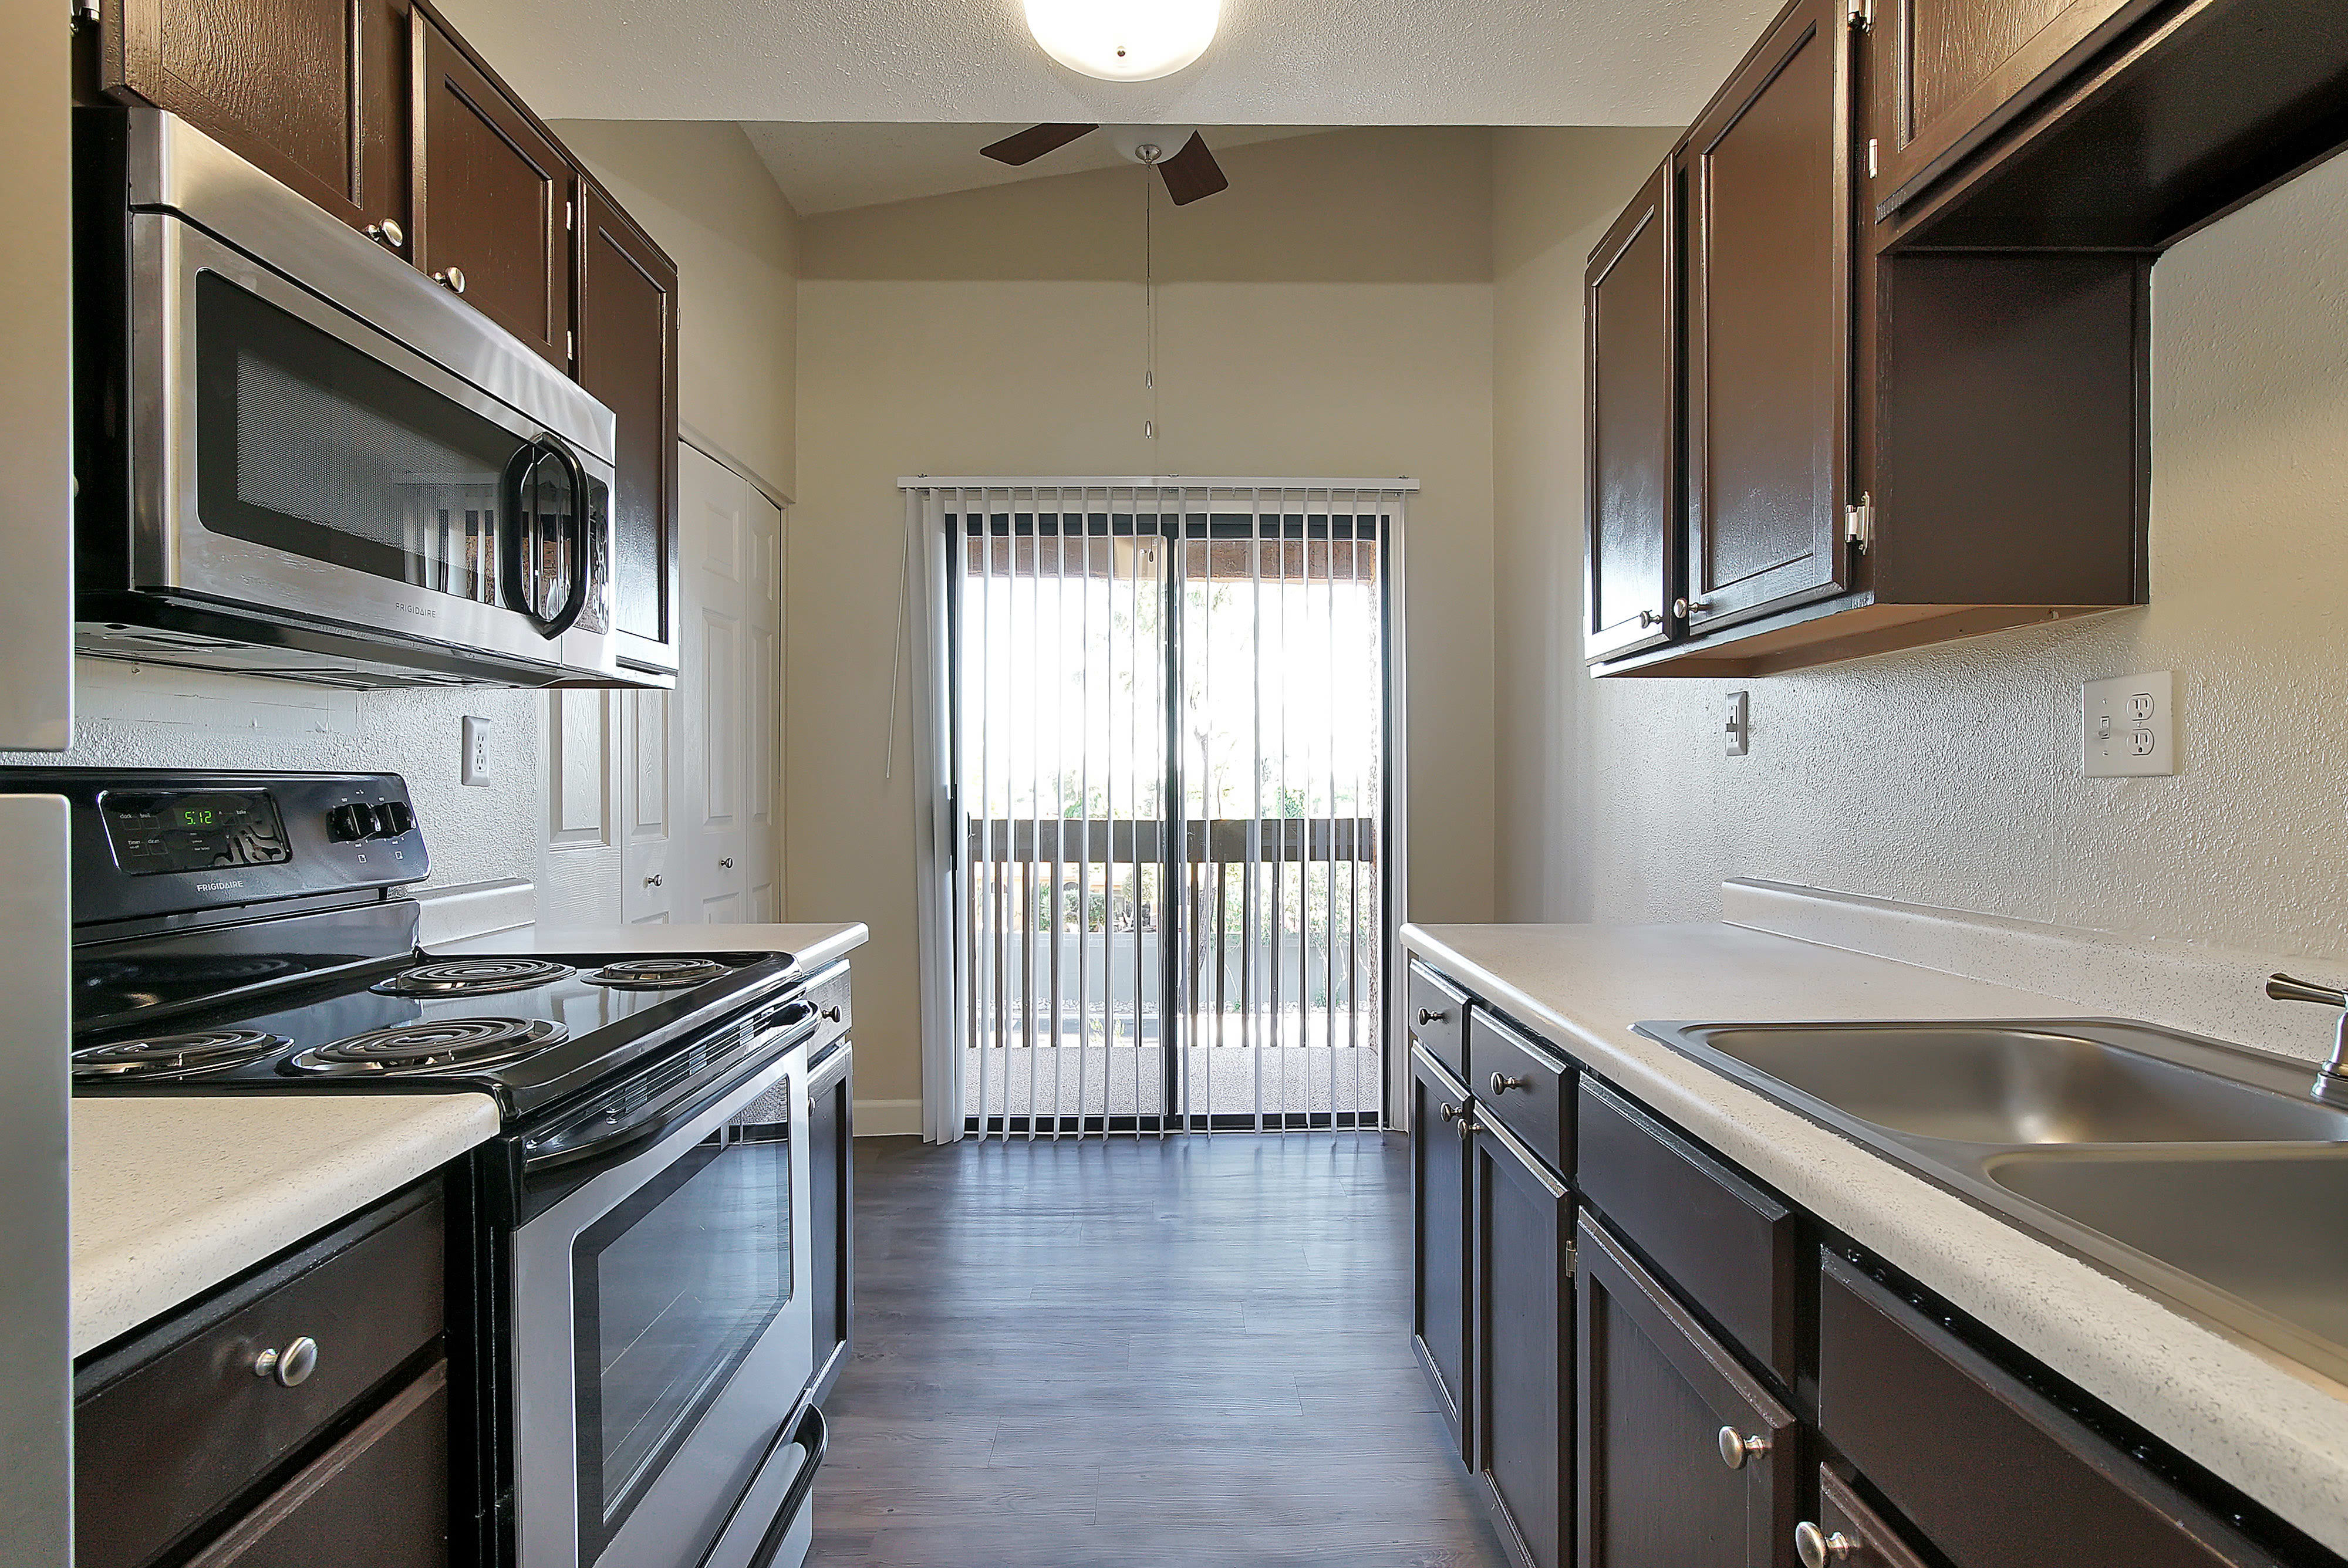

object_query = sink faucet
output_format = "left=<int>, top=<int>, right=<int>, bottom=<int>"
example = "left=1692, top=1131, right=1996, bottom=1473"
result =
left=2265, top=973, right=2348, bottom=1103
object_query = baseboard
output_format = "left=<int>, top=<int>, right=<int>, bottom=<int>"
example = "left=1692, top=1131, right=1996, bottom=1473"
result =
left=853, top=1098, right=923, bottom=1137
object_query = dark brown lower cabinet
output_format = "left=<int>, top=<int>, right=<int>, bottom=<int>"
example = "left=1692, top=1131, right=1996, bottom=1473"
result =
left=1804, top=1466, right=1933, bottom=1568
left=1411, top=1045, right=1473, bottom=1453
left=183, top=1363, right=449, bottom=1568
left=1470, top=1116, right=1573, bottom=1568
left=1576, top=1211, right=1796, bottom=1568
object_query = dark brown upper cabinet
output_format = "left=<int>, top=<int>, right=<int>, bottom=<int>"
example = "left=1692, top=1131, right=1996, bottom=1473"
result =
left=1868, top=0, right=2148, bottom=212
left=1682, top=0, right=1855, bottom=639
left=100, top=0, right=411, bottom=251
left=411, top=12, right=573, bottom=368
left=1583, top=160, right=1677, bottom=665
left=576, top=183, right=680, bottom=671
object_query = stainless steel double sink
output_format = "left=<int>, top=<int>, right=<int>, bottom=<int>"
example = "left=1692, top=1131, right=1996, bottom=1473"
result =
left=1634, top=1018, right=2348, bottom=1381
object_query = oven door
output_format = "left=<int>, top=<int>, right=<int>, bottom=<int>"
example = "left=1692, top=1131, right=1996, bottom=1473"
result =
left=512, top=1037, right=817, bottom=1568
left=119, top=154, right=621, bottom=682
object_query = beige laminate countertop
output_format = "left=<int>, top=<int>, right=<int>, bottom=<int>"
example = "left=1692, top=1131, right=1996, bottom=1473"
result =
left=437, top=921, right=868, bottom=972
left=1404, top=920, right=2348, bottom=1557
left=72, top=1093, right=500, bottom=1358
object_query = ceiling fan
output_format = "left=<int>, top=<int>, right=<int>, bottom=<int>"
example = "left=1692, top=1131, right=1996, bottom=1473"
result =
left=979, top=124, right=1230, bottom=204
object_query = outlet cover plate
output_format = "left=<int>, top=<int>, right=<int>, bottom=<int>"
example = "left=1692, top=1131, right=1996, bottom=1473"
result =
left=2083, top=670, right=2174, bottom=776
left=461, top=714, right=492, bottom=787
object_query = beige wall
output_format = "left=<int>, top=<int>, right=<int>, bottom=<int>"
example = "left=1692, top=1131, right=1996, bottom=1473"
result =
left=1492, top=129, right=2348, bottom=966
left=556, top=120, right=802, bottom=498
left=790, top=129, right=1500, bottom=1107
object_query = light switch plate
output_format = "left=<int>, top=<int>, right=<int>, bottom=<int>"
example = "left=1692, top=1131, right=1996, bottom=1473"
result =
left=1725, top=690, right=1750, bottom=757
left=461, top=715, right=492, bottom=787
left=2083, top=671, right=2174, bottom=776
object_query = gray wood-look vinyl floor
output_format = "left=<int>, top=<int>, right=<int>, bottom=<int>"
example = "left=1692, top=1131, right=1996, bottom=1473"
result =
left=812, top=1133, right=1510, bottom=1567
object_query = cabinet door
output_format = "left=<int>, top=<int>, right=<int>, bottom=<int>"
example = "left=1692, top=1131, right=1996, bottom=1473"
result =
left=1411, top=1047, right=1473, bottom=1458
left=1683, top=0, right=1854, bottom=634
left=1871, top=0, right=2148, bottom=210
left=576, top=183, right=680, bottom=673
left=1472, top=1117, right=1572, bottom=1568
left=1577, top=1213, right=1796, bottom=1568
left=103, top=0, right=409, bottom=248
left=1584, top=158, right=1677, bottom=664
left=410, top=13, right=572, bottom=366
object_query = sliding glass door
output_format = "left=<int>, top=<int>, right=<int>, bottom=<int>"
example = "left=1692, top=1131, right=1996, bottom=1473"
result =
left=944, top=485, right=1395, bottom=1137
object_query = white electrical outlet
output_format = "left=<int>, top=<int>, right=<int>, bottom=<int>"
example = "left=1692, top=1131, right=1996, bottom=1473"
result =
left=2083, top=671, right=2175, bottom=776
left=1725, top=690, right=1750, bottom=756
left=461, top=715, right=492, bottom=786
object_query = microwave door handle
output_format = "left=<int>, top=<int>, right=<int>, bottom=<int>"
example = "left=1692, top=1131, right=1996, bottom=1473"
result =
left=537, top=440, right=592, bottom=637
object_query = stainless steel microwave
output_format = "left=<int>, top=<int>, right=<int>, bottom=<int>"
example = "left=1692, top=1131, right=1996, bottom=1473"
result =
left=74, top=109, right=654, bottom=688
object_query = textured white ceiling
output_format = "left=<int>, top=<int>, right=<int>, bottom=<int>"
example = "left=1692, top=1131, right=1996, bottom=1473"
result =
left=429, top=0, right=1774, bottom=127
left=741, top=123, right=1323, bottom=214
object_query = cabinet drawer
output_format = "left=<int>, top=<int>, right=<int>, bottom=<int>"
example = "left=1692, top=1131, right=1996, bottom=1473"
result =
left=184, top=1362, right=449, bottom=1568
left=76, top=1189, right=446, bottom=1568
left=1467, top=1011, right=1571, bottom=1176
left=1406, top=961, right=1469, bottom=1077
left=1818, top=1254, right=2283, bottom=1568
left=1810, top=1465, right=1932, bottom=1568
left=1576, top=1079, right=1799, bottom=1384
left=808, top=959, right=853, bottom=1055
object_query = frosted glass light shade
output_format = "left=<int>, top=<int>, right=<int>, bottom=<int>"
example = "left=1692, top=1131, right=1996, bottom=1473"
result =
left=1021, top=0, right=1221, bottom=81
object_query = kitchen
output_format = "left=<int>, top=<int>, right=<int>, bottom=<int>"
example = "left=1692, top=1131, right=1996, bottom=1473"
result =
left=5, top=0, right=2348, bottom=1564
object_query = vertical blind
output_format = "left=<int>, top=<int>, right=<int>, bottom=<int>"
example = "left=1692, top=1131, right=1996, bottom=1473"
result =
left=903, top=479, right=1412, bottom=1140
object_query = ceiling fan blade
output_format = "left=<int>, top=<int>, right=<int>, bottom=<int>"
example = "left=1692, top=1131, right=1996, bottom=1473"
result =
left=1156, top=131, right=1229, bottom=205
left=979, top=123, right=1100, bottom=165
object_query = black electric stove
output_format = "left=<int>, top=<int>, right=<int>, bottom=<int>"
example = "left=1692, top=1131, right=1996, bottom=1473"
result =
left=19, top=766, right=805, bottom=1123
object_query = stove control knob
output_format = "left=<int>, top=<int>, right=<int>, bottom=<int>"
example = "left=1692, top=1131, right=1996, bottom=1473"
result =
left=328, top=803, right=377, bottom=842
left=370, top=801, right=414, bottom=838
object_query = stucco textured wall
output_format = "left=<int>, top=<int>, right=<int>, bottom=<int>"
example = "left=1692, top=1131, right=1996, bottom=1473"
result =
left=1493, top=131, right=2348, bottom=965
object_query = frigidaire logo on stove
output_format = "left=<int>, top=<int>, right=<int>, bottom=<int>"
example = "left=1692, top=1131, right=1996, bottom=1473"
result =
left=392, top=599, right=437, bottom=619
left=194, top=878, right=244, bottom=892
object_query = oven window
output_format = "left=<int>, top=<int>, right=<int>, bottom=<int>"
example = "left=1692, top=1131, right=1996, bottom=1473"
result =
left=193, top=269, right=531, bottom=605
left=572, top=1090, right=794, bottom=1555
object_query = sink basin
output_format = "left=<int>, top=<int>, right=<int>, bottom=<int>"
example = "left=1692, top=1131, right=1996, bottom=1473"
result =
left=1991, top=1148, right=2348, bottom=1357
left=1635, top=1016, right=2348, bottom=1380
left=1674, top=1022, right=2348, bottom=1145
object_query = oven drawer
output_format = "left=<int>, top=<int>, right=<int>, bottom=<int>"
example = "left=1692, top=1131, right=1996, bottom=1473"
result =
left=75, top=1187, right=444, bottom=1568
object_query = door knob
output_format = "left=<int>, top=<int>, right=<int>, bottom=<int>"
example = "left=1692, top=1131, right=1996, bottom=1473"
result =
left=1416, top=1006, right=1447, bottom=1026
left=1716, top=1425, right=1769, bottom=1469
left=718, top=856, right=735, bottom=869
left=1794, top=1522, right=1854, bottom=1568
left=1675, top=597, right=1712, bottom=619
left=365, top=218, right=404, bottom=249
left=1638, top=608, right=1662, bottom=628
left=1490, top=1072, right=1530, bottom=1096
left=433, top=266, right=467, bottom=294
left=643, top=873, right=663, bottom=887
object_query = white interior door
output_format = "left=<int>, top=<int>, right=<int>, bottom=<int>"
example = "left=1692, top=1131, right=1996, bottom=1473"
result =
left=672, top=445, right=781, bottom=924
left=619, top=684, right=673, bottom=923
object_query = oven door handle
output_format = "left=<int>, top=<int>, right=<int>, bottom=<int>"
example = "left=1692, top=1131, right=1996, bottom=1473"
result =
left=699, top=1402, right=828, bottom=1568
left=521, top=1002, right=817, bottom=1186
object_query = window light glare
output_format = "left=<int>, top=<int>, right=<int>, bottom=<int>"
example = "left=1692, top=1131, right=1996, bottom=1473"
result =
left=1021, top=0, right=1221, bottom=82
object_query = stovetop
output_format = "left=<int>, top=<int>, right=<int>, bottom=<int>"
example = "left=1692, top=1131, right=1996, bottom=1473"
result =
left=72, top=948, right=802, bottom=1121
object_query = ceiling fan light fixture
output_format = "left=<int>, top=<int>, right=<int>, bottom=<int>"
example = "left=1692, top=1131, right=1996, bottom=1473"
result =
left=1021, top=0, right=1221, bottom=82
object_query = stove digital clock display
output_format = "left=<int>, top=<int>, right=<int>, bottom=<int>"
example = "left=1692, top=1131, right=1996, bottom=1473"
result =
left=100, top=790, right=293, bottom=877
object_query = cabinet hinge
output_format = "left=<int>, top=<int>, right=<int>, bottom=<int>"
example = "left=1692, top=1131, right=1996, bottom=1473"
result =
left=1566, top=1241, right=1578, bottom=1280
left=566, top=199, right=575, bottom=231
left=1867, top=137, right=1880, bottom=180
left=71, top=0, right=99, bottom=23
left=1845, top=493, right=1876, bottom=553
left=1847, top=0, right=1871, bottom=28
left=566, top=329, right=576, bottom=361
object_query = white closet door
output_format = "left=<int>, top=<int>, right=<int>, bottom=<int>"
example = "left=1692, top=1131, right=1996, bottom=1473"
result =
left=672, top=445, right=773, bottom=923
left=619, top=682, right=673, bottom=924
left=744, top=488, right=782, bottom=922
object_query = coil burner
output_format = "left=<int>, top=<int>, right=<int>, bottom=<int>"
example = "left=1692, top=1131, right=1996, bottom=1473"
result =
left=289, top=1017, right=567, bottom=1076
left=73, top=1029, right=293, bottom=1082
left=371, top=958, right=576, bottom=997
left=585, top=957, right=735, bottom=991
